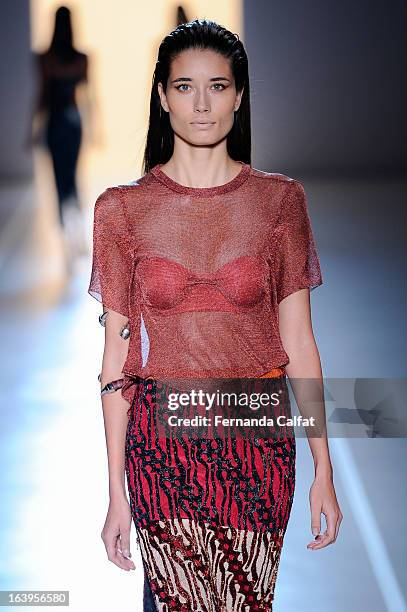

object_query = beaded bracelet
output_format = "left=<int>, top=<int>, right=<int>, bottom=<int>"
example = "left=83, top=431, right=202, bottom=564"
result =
left=100, top=377, right=125, bottom=396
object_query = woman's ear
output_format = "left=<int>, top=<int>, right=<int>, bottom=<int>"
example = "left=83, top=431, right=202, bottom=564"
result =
left=234, top=86, right=244, bottom=112
left=157, top=82, right=169, bottom=113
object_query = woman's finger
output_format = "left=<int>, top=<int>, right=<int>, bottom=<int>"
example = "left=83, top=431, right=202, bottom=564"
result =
left=310, top=510, right=338, bottom=549
left=116, top=533, right=136, bottom=570
left=120, top=528, right=132, bottom=560
left=307, top=488, right=322, bottom=548
left=104, top=531, right=133, bottom=570
left=334, top=511, right=343, bottom=541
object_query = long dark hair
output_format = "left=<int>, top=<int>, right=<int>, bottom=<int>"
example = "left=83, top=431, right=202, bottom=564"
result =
left=143, top=18, right=251, bottom=174
left=47, top=5, right=77, bottom=62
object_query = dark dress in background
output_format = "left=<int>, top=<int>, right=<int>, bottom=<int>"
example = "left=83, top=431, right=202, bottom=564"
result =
left=45, top=75, right=82, bottom=224
left=37, top=51, right=86, bottom=227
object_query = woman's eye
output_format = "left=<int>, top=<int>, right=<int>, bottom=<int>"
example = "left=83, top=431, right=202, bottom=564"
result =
left=175, top=83, right=226, bottom=92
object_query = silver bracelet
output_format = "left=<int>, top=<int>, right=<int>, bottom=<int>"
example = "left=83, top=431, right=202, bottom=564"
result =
left=99, top=311, right=108, bottom=326
left=99, top=310, right=130, bottom=339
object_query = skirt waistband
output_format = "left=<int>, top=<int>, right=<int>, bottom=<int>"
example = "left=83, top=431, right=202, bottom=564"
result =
left=122, top=367, right=286, bottom=387
left=121, top=369, right=286, bottom=414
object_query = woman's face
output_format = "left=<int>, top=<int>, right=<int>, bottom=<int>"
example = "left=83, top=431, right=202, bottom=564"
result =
left=157, top=48, right=243, bottom=147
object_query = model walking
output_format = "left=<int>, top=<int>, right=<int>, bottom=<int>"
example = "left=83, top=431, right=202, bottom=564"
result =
left=88, top=19, right=343, bottom=611
left=29, top=6, right=89, bottom=267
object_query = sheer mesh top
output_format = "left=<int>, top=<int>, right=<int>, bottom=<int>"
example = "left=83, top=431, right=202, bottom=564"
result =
left=88, top=162, right=323, bottom=378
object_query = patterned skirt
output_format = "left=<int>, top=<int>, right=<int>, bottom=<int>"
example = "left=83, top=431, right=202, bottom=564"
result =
left=122, top=370, right=296, bottom=612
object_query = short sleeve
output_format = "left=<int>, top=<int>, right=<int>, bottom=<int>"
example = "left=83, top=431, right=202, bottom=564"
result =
left=88, top=187, right=133, bottom=317
left=272, top=180, right=323, bottom=304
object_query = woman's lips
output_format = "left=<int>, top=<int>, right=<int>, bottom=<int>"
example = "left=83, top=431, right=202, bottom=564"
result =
left=191, top=122, right=215, bottom=128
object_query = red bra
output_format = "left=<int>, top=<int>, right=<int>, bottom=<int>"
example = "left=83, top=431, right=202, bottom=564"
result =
left=135, top=255, right=269, bottom=313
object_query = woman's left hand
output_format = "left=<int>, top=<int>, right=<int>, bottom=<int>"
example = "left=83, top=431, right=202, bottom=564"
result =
left=307, top=471, right=343, bottom=550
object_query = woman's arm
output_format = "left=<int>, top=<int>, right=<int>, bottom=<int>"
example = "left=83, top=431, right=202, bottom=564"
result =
left=99, top=307, right=135, bottom=571
left=25, top=53, right=47, bottom=148
left=88, top=186, right=136, bottom=569
left=279, top=288, right=343, bottom=549
left=100, top=308, right=130, bottom=499
left=279, top=288, right=331, bottom=475
left=76, top=53, right=104, bottom=147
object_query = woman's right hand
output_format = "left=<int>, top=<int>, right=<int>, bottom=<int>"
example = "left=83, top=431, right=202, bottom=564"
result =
left=101, top=495, right=136, bottom=571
